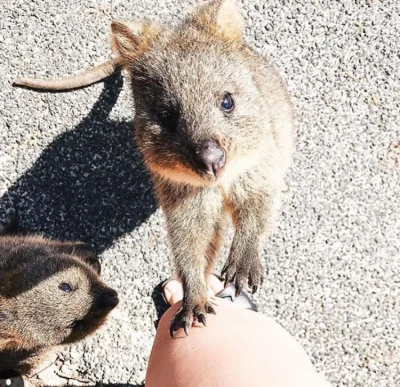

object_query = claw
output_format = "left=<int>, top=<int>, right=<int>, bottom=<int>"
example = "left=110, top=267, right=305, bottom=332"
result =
left=183, top=321, right=190, bottom=336
left=221, top=265, right=228, bottom=276
left=198, top=313, right=206, bottom=327
left=221, top=268, right=229, bottom=288
left=170, top=318, right=190, bottom=337
left=207, top=305, right=216, bottom=315
left=224, top=276, right=229, bottom=288
left=252, top=285, right=258, bottom=294
left=170, top=301, right=216, bottom=338
left=235, top=284, right=242, bottom=298
left=224, top=272, right=236, bottom=288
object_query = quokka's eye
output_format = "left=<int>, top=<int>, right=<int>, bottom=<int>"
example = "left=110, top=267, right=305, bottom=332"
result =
left=59, top=283, right=73, bottom=293
left=158, top=106, right=179, bottom=133
left=220, top=92, right=234, bottom=113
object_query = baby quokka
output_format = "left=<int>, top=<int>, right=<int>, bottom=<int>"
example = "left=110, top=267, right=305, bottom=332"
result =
left=0, top=232, right=118, bottom=373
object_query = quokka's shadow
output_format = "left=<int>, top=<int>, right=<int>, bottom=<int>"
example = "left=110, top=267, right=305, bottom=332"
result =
left=0, top=76, right=155, bottom=383
left=0, top=76, right=157, bottom=252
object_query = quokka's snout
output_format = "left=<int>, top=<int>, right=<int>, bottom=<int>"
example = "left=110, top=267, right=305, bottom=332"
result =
left=94, top=288, right=119, bottom=311
left=189, top=140, right=226, bottom=178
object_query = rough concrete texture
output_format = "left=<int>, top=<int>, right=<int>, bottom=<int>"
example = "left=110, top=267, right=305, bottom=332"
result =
left=1, top=0, right=399, bottom=386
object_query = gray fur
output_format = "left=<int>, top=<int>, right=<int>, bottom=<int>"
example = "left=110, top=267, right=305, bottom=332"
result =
left=0, top=235, right=118, bottom=373
left=112, top=0, right=295, bottom=334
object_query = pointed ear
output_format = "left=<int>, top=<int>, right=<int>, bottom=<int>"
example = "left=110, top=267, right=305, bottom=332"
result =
left=110, top=20, right=160, bottom=61
left=50, top=241, right=101, bottom=275
left=189, top=0, right=244, bottom=43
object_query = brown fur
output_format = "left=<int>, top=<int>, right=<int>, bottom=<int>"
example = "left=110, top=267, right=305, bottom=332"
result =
left=111, top=0, right=295, bottom=335
left=0, top=233, right=119, bottom=373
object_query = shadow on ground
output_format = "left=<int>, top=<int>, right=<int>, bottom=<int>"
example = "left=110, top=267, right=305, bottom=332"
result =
left=0, top=76, right=157, bottom=252
left=0, top=76, right=158, bottom=375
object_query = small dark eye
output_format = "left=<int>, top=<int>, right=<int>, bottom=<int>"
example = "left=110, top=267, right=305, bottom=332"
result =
left=220, top=92, right=234, bottom=113
left=59, top=283, right=72, bottom=293
left=159, top=110, right=169, bottom=120
left=157, top=106, right=179, bottom=133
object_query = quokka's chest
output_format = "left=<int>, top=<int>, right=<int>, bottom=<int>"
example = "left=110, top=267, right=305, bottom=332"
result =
left=217, top=168, right=282, bottom=210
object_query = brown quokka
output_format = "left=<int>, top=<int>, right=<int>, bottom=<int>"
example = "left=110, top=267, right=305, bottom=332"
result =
left=0, top=227, right=119, bottom=373
left=14, top=0, right=295, bottom=336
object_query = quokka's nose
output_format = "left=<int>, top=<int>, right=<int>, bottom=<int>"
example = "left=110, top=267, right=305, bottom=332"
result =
left=97, top=289, right=119, bottom=310
left=194, top=141, right=226, bottom=176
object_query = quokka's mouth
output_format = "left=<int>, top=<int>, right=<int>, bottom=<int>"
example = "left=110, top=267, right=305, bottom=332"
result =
left=196, top=166, right=225, bottom=180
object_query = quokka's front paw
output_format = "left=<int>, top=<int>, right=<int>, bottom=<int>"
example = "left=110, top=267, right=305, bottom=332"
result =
left=221, top=254, right=264, bottom=297
left=170, top=299, right=216, bottom=337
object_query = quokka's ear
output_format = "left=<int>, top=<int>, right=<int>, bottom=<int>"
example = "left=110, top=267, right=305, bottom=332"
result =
left=188, top=0, right=244, bottom=43
left=55, top=242, right=102, bottom=275
left=110, top=20, right=160, bottom=61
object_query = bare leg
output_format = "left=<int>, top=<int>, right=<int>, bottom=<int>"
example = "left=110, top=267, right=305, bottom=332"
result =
left=146, top=282, right=330, bottom=387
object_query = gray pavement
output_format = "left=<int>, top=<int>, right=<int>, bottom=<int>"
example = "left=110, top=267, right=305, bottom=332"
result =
left=1, top=0, right=400, bottom=386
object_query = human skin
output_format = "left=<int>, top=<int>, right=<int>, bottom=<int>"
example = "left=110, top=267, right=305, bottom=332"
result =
left=146, top=282, right=330, bottom=387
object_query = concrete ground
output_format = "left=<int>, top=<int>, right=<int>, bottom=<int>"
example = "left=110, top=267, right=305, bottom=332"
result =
left=1, top=0, right=399, bottom=386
